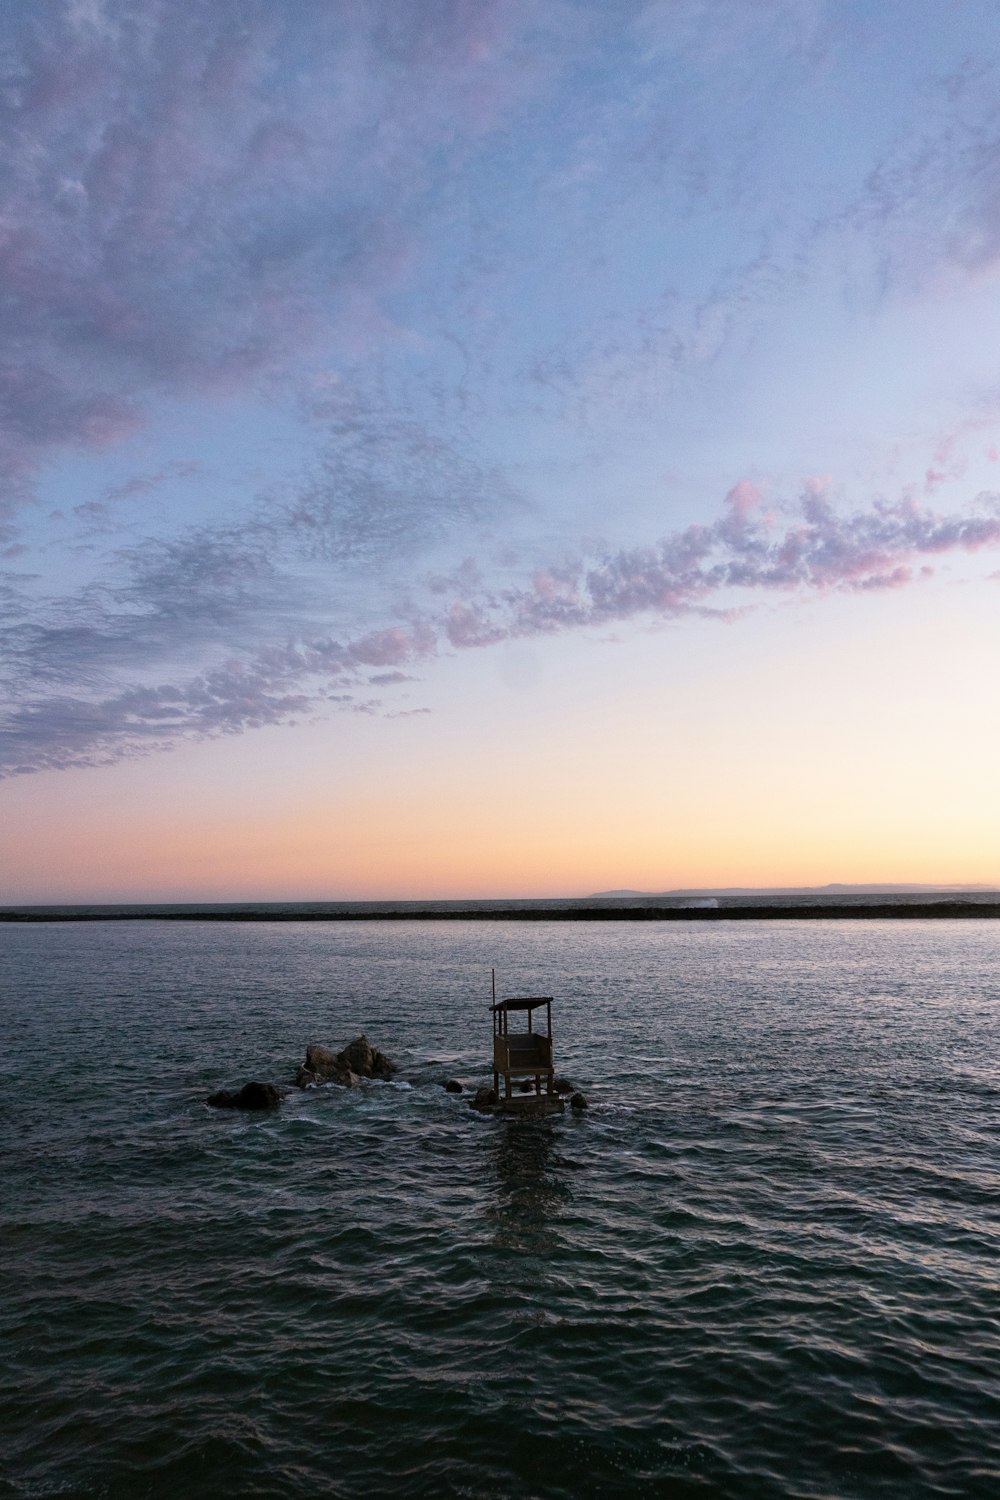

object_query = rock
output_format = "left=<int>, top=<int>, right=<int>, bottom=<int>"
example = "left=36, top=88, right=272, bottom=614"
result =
left=208, top=1081, right=281, bottom=1110
left=553, top=1077, right=574, bottom=1094
left=517, top=1079, right=535, bottom=1093
left=303, top=1043, right=341, bottom=1075
left=569, top=1091, right=589, bottom=1111
left=295, top=1044, right=358, bottom=1088
left=470, top=1086, right=498, bottom=1110
left=294, top=1035, right=396, bottom=1088
left=443, top=1079, right=463, bottom=1093
left=336, top=1035, right=397, bottom=1080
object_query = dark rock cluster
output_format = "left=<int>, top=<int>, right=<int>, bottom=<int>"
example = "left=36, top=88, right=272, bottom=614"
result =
left=295, top=1035, right=397, bottom=1088
left=207, top=1037, right=587, bottom=1116
left=207, top=1035, right=397, bottom=1110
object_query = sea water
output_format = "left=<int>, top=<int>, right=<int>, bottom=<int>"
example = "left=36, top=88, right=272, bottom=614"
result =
left=2, top=918, right=999, bottom=1499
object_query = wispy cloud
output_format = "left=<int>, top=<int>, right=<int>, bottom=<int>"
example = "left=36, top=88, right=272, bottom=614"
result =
left=443, top=483, right=1000, bottom=640
left=4, top=481, right=999, bottom=776
left=838, top=51, right=1000, bottom=297
left=0, top=0, right=564, bottom=538
left=286, top=381, right=519, bottom=563
left=5, top=1, right=1000, bottom=788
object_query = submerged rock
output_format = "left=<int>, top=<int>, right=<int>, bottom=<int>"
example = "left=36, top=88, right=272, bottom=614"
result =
left=208, top=1081, right=281, bottom=1110
left=470, top=1086, right=498, bottom=1110
left=443, top=1079, right=464, bottom=1093
left=569, top=1091, right=589, bottom=1111
left=295, top=1035, right=396, bottom=1088
left=553, top=1077, right=574, bottom=1094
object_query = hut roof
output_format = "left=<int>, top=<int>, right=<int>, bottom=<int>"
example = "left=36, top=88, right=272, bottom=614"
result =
left=490, top=995, right=553, bottom=1012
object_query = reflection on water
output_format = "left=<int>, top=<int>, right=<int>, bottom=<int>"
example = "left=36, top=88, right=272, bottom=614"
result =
left=487, top=1121, right=572, bottom=1251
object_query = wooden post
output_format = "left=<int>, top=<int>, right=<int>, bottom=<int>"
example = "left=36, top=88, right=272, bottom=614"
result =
left=492, top=992, right=499, bottom=1095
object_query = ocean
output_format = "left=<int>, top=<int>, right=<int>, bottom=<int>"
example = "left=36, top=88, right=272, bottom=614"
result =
left=2, top=917, right=999, bottom=1499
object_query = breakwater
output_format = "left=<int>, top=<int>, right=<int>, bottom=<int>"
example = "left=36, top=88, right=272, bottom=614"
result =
left=3, top=898, right=1000, bottom=922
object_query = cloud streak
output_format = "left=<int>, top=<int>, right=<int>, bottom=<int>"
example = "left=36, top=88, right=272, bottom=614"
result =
left=446, top=484, right=1000, bottom=639
left=4, top=482, right=999, bottom=776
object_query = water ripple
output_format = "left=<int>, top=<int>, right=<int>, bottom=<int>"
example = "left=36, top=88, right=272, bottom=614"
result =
left=3, top=919, right=1000, bottom=1498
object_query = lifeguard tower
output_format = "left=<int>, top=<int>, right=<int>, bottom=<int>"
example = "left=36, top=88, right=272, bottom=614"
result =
left=491, top=995, right=563, bottom=1114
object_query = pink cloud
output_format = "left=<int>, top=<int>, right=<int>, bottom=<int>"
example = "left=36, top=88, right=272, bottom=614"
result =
left=345, top=625, right=436, bottom=670
left=724, top=478, right=762, bottom=516
left=438, top=485, right=1000, bottom=647
left=444, top=601, right=508, bottom=648
left=6, top=481, right=1000, bottom=776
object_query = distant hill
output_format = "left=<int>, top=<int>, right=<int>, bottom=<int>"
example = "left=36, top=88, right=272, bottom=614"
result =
left=589, top=883, right=997, bottom=899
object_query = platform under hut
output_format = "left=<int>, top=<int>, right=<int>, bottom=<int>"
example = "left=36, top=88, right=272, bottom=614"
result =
left=491, top=996, right=560, bottom=1111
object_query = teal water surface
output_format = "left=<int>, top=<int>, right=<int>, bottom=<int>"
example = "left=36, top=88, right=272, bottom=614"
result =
left=2, top=919, right=999, bottom=1499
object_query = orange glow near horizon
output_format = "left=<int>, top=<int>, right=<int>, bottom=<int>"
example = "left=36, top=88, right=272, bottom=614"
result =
left=4, top=797, right=997, bottom=904
left=3, top=717, right=998, bottom=903
left=3, top=585, right=999, bottom=904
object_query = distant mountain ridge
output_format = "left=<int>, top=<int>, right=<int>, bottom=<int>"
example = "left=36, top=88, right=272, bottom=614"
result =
left=589, top=883, right=998, bottom=898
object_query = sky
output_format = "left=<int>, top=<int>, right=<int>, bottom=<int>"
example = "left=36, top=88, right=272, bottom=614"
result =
left=3, top=0, right=1000, bottom=903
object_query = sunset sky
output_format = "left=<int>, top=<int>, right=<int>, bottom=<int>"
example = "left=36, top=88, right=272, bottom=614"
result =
left=3, top=0, right=1000, bottom=903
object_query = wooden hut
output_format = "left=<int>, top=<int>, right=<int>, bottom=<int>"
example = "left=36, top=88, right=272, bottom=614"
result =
left=491, top=995, right=562, bottom=1112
